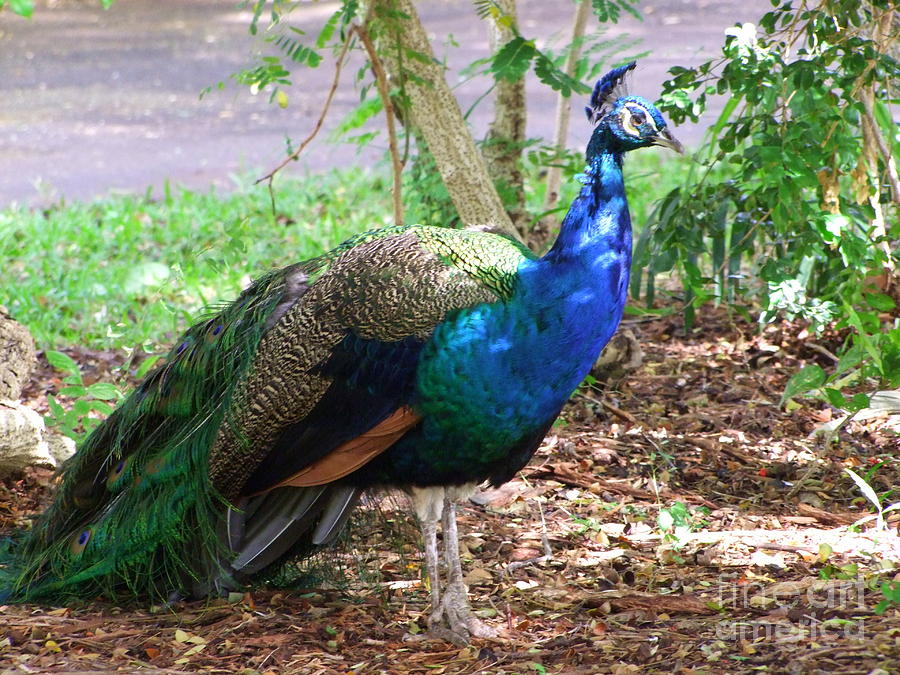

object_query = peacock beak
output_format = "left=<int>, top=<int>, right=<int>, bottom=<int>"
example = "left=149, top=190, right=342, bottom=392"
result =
left=652, top=128, right=684, bottom=154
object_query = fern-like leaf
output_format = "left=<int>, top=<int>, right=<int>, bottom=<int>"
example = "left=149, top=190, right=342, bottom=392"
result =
left=591, top=0, right=642, bottom=23
left=491, top=37, right=536, bottom=82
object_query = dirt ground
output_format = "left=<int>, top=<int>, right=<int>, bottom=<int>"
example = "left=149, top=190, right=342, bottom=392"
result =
left=2, top=308, right=899, bottom=674
left=1, top=0, right=770, bottom=206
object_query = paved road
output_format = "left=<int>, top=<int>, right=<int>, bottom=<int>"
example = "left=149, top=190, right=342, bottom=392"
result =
left=0, top=0, right=769, bottom=206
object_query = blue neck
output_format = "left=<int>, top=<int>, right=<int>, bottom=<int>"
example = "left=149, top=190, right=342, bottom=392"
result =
left=401, top=146, right=636, bottom=476
left=543, top=151, right=631, bottom=265
left=505, top=147, right=633, bottom=399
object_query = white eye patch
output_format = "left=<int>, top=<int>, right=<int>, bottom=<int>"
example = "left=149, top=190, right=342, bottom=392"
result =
left=621, top=104, right=658, bottom=137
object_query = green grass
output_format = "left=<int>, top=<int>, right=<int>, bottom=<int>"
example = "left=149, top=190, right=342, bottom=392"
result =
left=1, top=152, right=691, bottom=352
left=1, top=170, right=395, bottom=351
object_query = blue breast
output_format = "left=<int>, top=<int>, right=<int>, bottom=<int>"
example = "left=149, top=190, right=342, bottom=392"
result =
left=364, top=150, right=633, bottom=487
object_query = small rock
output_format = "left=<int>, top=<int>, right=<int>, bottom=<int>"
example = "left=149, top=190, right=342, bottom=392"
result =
left=0, top=400, right=56, bottom=473
left=0, top=402, right=75, bottom=473
left=46, top=432, right=76, bottom=464
left=592, top=329, right=643, bottom=384
left=0, top=309, right=36, bottom=400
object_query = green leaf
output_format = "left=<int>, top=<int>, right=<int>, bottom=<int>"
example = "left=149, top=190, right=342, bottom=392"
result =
left=864, top=292, right=896, bottom=312
left=72, top=399, right=92, bottom=416
left=491, top=37, right=536, bottom=82
left=46, top=395, right=65, bottom=419
left=834, top=343, right=864, bottom=378
left=58, top=386, right=87, bottom=398
left=86, top=382, right=120, bottom=400
left=46, top=350, right=80, bottom=376
left=473, top=0, right=500, bottom=20
left=591, top=0, right=641, bottom=23
left=333, top=97, right=383, bottom=138
left=89, top=400, right=114, bottom=416
left=781, top=364, right=826, bottom=404
left=8, top=0, right=33, bottom=17
left=823, top=388, right=845, bottom=408
left=316, top=10, right=341, bottom=48
left=845, top=392, right=871, bottom=413
left=533, top=53, right=589, bottom=97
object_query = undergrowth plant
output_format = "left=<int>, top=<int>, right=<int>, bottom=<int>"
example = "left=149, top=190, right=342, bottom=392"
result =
left=657, top=501, right=710, bottom=551
left=643, top=1, right=899, bottom=403
left=43, top=351, right=124, bottom=442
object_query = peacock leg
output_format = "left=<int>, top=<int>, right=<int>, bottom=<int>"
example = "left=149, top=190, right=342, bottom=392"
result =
left=436, top=497, right=497, bottom=639
left=420, top=516, right=442, bottom=620
left=412, top=487, right=494, bottom=643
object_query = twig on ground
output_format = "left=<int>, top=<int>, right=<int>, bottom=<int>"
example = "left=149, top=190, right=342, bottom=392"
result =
left=751, top=542, right=817, bottom=554
left=505, top=500, right=553, bottom=573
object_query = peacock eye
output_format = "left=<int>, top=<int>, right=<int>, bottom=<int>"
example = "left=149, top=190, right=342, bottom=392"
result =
left=71, top=528, right=92, bottom=555
left=630, top=110, right=647, bottom=126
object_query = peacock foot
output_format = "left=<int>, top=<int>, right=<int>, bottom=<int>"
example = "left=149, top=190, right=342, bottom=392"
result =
left=427, top=581, right=497, bottom=645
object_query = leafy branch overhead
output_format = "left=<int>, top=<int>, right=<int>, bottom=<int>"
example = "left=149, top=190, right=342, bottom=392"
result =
left=480, top=0, right=642, bottom=97
left=233, top=0, right=644, bottom=134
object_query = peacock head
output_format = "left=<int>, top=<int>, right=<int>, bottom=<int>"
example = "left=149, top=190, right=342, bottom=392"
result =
left=584, top=62, right=682, bottom=158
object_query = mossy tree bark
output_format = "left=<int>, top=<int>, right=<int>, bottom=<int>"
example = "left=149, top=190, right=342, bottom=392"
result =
left=369, top=0, right=521, bottom=242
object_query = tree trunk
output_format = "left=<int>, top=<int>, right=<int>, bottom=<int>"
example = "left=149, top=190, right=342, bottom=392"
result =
left=369, top=0, right=520, bottom=241
left=482, top=0, right=528, bottom=240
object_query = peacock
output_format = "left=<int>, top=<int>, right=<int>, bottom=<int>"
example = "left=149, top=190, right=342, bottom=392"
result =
left=0, top=62, right=681, bottom=643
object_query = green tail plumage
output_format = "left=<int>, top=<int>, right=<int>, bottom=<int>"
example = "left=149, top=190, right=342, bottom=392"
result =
left=2, top=265, right=297, bottom=602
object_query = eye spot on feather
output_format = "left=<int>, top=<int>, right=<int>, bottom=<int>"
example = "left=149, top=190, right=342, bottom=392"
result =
left=213, top=324, right=223, bottom=336
left=176, top=341, right=189, bottom=355
left=71, top=528, right=92, bottom=555
left=106, top=457, right=130, bottom=488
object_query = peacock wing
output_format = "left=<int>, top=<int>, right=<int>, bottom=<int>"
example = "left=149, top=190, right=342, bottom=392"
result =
left=211, top=225, right=532, bottom=499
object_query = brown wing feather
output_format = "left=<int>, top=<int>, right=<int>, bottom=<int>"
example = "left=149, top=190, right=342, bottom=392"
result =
left=252, top=406, right=421, bottom=493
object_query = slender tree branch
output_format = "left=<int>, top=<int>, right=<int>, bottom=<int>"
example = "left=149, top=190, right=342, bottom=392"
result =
left=543, top=0, right=591, bottom=213
left=355, top=23, right=405, bottom=226
left=255, top=34, right=354, bottom=203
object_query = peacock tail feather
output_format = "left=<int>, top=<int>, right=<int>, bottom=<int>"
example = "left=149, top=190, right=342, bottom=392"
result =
left=3, top=265, right=295, bottom=601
